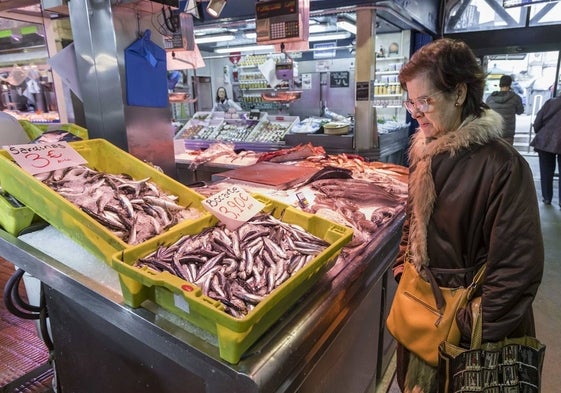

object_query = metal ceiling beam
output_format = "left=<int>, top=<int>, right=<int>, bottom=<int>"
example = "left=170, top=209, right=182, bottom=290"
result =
left=484, top=0, right=518, bottom=25
left=446, top=24, right=561, bottom=55
left=447, top=0, right=471, bottom=30
left=530, top=3, right=556, bottom=24
left=0, top=11, right=43, bottom=24
left=0, top=0, right=40, bottom=12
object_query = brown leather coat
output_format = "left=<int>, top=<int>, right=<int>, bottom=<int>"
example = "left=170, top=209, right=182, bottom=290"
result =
left=393, top=110, right=544, bottom=384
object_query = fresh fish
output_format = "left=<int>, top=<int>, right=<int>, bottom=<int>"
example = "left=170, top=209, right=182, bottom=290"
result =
left=134, top=214, right=330, bottom=318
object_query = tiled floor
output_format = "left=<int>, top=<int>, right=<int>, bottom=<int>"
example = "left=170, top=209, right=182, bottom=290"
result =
left=0, top=260, right=54, bottom=392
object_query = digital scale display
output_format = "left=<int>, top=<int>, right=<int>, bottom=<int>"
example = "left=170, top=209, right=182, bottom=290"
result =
left=256, top=0, right=297, bottom=18
left=255, top=0, right=308, bottom=44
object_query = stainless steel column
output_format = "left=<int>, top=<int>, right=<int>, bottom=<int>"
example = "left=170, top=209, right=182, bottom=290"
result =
left=67, top=0, right=176, bottom=177
left=68, top=0, right=127, bottom=148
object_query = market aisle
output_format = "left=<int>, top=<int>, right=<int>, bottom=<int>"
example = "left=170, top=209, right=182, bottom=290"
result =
left=530, top=157, right=561, bottom=393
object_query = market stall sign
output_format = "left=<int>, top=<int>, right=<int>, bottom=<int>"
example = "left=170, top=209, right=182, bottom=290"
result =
left=330, top=71, right=349, bottom=88
left=229, top=52, right=241, bottom=64
left=202, top=185, right=265, bottom=231
left=3, top=142, right=87, bottom=175
left=356, top=81, right=370, bottom=101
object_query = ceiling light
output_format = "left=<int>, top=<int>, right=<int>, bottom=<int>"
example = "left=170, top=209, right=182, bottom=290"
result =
left=195, top=27, right=228, bottom=36
left=214, top=44, right=275, bottom=54
left=309, top=24, right=333, bottom=33
left=206, top=0, right=227, bottom=18
left=308, top=32, right=351, bottom=42
left=195, top=34, right=235, bottom=44
left=336, top=20, right=356, bottom=35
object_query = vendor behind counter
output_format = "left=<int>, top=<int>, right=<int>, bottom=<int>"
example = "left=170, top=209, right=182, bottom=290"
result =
left=212, top=87, right=242, bottom=113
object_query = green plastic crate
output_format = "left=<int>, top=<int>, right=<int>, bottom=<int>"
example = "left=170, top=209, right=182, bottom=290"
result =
left=0, top=139, right=206, bottom=263
left=112, top=194, right=353, bottom=364
left=18, top=120, right=89, bottom=141
left=0, top=192, right=40, bottom=236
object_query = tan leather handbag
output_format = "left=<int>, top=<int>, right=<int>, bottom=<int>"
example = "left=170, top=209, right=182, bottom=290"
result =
left=386, top=261, right=486, bottom=367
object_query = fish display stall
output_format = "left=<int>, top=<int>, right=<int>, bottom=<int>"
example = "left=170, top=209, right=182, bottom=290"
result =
left=0, top=140, right=408, bottom=392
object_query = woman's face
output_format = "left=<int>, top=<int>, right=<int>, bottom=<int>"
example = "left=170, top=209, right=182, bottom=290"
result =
left=218, top=88, right=226, bottom=100
left=405, top=73, right=463, bottom=138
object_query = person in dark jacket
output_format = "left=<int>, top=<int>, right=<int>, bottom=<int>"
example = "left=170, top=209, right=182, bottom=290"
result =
left=393, top=38, right=544, bottom=393
left=531, top=95, right=561, bottom=207
left=485, top=75, right=524, bottom=145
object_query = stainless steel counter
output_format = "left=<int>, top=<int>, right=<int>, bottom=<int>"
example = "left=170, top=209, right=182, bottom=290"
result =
left=0, top=213, right=403, bottom=393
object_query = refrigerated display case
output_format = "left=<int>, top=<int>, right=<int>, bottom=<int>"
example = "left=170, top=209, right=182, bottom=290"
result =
left=175, top=111, right=298, bottom=152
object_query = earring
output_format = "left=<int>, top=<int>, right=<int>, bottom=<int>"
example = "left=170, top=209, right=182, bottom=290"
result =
left=455, top=102, right=460, bottom=107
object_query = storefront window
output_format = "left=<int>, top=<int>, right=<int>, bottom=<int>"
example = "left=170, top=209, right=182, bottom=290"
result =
left=445, top=0, right=528, bottom=32
left=529, top=2, right=561, bottom=25
left=484, top=50, right=559, bottom=114
left=446, top=0, right=561, bottom=32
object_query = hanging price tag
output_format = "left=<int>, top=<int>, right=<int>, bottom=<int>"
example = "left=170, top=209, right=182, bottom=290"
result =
left=3, top=142, right=87, bottom=175
left=202, top=186, right=265, bottom=231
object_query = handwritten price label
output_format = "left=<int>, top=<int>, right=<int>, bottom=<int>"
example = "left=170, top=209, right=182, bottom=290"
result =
left=202, top=186, right=265, bottom=231
left=4, top=142, right=87, bottom=175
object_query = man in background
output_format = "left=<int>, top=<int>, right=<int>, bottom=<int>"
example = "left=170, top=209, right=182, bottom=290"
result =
left=486, top=75, right=525, bottom=145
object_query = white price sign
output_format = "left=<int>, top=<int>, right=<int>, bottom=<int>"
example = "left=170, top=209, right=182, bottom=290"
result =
left=202, top=186, right=265, bottom=231
left=3, top=142, right=87, bottom=175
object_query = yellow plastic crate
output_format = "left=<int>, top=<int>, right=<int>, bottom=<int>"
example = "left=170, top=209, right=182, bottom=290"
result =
left=112, top=194, right=353, bottom=364
left=18, top=120, right=89, bottom=141
left=0, top=139, right=206, bottom=263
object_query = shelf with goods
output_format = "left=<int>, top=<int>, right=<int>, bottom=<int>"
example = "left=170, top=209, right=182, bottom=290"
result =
left=373, top=56, right=409, bottom=157
left=374, top=55, right=407, bottom=102
left=374, top=56, right=405, bottom=100
left=234, top=54, right=294, bottom=111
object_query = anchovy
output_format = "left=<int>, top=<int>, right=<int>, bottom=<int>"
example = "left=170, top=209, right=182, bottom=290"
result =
left=133, top=213, right=330, bottom=318
left=35, top=165, right=202, bottom=245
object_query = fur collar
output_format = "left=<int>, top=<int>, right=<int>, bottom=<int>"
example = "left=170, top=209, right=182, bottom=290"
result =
left=407, top=109, right=503, bottom=268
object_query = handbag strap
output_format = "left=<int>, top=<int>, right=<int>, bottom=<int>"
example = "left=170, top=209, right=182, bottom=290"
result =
left=470, top=297, right=483, bottom=349
left=421, top=263, right=487, bottom=318
left=466, top=263, right=487, bottom=299
left=420, top=265, right=447, bottom=313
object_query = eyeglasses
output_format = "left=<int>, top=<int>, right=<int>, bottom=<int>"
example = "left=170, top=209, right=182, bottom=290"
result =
left=403, top=91, right=444, bottom=114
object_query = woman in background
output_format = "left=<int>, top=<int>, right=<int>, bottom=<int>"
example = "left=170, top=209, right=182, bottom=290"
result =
left=212, top=87, right=241, bottom=113
left=392, top=38, right=543, bottom=392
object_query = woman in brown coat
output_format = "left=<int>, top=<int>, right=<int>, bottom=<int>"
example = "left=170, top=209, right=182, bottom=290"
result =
left=392, top=38, right=544, bottom=392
